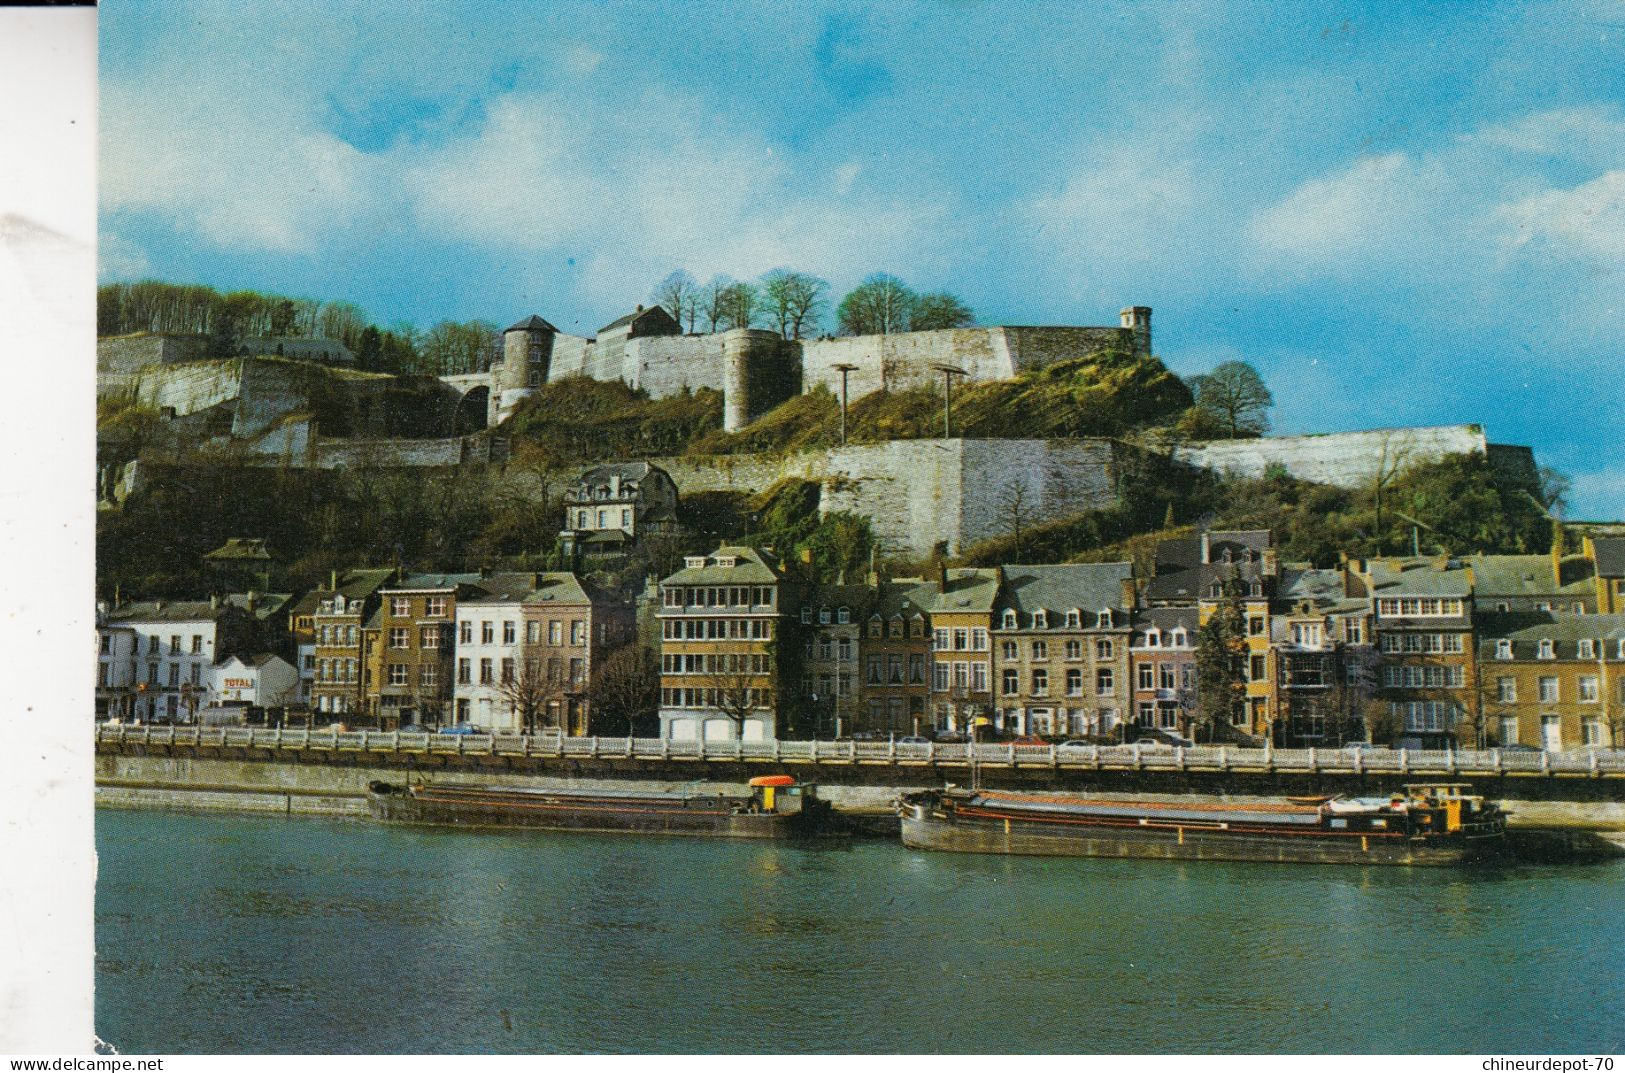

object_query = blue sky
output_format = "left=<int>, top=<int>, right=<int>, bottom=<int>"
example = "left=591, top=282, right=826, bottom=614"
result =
left=100, top=0, right=1625, bottom=517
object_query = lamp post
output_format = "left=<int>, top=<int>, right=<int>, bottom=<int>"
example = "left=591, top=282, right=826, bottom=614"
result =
left=832, top=363, right=858, bottom=445
left=929, top=364, right=966, bottom=439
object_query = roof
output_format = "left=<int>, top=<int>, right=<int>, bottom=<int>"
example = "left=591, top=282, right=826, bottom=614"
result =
left=457, top=572, right=540, bottom=603
left=526, top=573, right=594, bottom=605
left=576, top=460, right=662, bottom=484
left=290, top=568, right=395, bottom=617
left=224, top=592, right=293, bottom=620
left=995, top=563, right=1133, bottom=620
left=1363, top=558, right=1474, bottom=597
left=1146, top=530, right=1276, bottom=603
left=1130, top=607, right=1198, bottom=643
left=103, top=600, right=240, bottom=625
left=387, top=572, right=485, bottom=592
left=505, top=315, right=558, bottom=334
left=203, top=537, right=272, bottom=562
left=874, top=578, right=936, bottom=619
left=929, top=568, right=1001, bottom=613
left=221, top=652, right=292, bottom=669
left=1593, top=538, right=1625, bottom=578
left=799, top=583, right=877, bottom=618
left=1475, top=612, right=1625, bottom=659
left=597, top=305, right=680, bottom=336
left=1467, top=554, right=1592, bottom=597
left=661, top=546, right=782, bottom=585
left=1274, top=568, right=1356, bottom=611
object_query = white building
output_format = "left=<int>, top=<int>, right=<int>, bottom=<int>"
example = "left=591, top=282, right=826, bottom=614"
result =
left=96, top=599, right=253, bottom=723
left=208, top=653, right=300, bottom=708
left=96, top=623, right=139, bottom=720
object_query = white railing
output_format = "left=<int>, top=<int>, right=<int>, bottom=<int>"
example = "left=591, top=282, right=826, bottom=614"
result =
left=90, top=723, right=1625, bottom=778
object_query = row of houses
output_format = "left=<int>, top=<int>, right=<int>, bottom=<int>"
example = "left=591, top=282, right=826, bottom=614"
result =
left=96, top=529, right=1625, bottom=751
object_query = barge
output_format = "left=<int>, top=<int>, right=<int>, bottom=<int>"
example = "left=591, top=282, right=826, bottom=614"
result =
left=366, top=774, right=833, bottom=839
left=898, top=783, right=1506, bottom=866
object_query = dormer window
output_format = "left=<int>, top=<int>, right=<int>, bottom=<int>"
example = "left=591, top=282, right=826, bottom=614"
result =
left=1249, top=580, right=1263, bottom=597
left=1208, top=583, right=1222, bottom=598
left=684, top=556, right=707, bottom=569
left=1578, top=639, right=1595, bottom=659
left=800, top=608, right=812, bottom=624
left=1145, top=629, right=1160, bottom=647
left=1065, top=609, right=1081, bottom=629
left=1033, top=609, right=1048, bottom=630
left=716, top=556, right=737, bottom=568
left=1495, top=639, right=1512, bottom=660
left=1171, top=628, right=1187, bottom=647
left=1538, top=639, right=1555, bottom=660
left=818, top=609, right=831, bottom=625
left=837, top=607, right=850, bottom=625
left=1001, top=609, right=1018, bottom=629
left=1097, top=609, right=1114, bottom=629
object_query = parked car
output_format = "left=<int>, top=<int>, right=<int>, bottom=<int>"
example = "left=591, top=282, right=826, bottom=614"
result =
left=898, top=736, right=931, bottom=745
left=1010, top=735, right=1049, bottom=747
left=398, top=724, right=426, bottom=734
left=1056, top=739, right=1094, bottom=750
left=439, top=724, right=485, bottom=735
left=933, top=731, right=968, bottom=743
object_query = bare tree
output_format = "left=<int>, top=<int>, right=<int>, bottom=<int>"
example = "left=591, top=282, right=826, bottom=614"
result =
left=704, top=648, right=769, bottom=732
left=590, top=645, right=660, bottom=736
left=700, top=276, right=734, bottom=333
left=837, top=273, right=915, bottom=336
left=998, top=481, right=1032, bottom=561
left=719, top=281, right=761, bottom=331
left=497, top=651, right=560, bottom=734
left=1370, top=431, right=1417, bottom=554
left=760, top=268, right=829, bottom=339
left=653, top=270, right=699, bottom=333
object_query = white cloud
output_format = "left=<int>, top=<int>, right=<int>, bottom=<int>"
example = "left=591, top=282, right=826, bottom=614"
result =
left=1026, top=144, right=1203, bottom=268
left=1468, top=105, right=1625, bottom=163
left=101, top=82, right=377, bottom=254
left=1498, top=169, right=1625, bottom=259
left=97, top=231, right=149, bottom=281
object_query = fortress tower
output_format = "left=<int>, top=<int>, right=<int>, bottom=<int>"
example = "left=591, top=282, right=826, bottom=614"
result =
left=1120, top=306, right=1151, bottom=357
left=494, top=315, right=557, bottom=423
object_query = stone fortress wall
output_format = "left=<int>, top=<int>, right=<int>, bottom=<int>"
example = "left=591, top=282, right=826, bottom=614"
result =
left=481, top=306, right=1153, bottom=430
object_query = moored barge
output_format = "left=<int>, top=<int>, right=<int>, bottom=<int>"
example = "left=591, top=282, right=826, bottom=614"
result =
left=899, top=783, right=1506, bottom=866
left=368, top=774, right=832, bottom=839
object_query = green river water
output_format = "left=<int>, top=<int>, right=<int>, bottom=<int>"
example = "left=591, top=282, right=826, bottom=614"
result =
left=94, top=808, right=1625, bottom=1054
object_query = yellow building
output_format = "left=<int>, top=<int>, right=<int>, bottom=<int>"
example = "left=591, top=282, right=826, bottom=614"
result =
left=1476, top=613, right=1625, bottom=750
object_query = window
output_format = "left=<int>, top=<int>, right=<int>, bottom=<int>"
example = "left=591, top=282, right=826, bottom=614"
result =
left=932, top=662, right=949, bottom=691
left=1097, top=610, right=1114, bottom=629
left=801, top=608, right=812, bottom=625
left=888, top=655, right=903, bottom=684
left=190, top=634, right=202, bottom=653
left=1138, top=664, right=1155, bottom=690
left=168, top=635, right=180, bottom=654
left=1002, top=641, right=1018, bottom=660
left=1583, top=720, right=1605, bottom=747
left=933, top=628, right=949, bottom=651
left=389, top=628, right=409, bottom=649
left=818, top=608, right=831, bottom=625
left=99, top=634, right=111, bottom=655
left=1033, top=610, right=1048, bottom=630
left=420, top=626, right=439, bottom=648
left=1495, top=639, right=1513, bottom=660
left=1538, top=639, right=1555, bottom=660
left=391, top=598, right=409, bottom=617
left=1095, top=639, right=1113, bottom=660
left=1579, top=676, right=1598, bottom=702
left=480, top=621, right=493, bottom=644
left=1577, top=639, right=1595, bottom=659
left=549, top=621, right=562, bottom=645
left=837, top=637, right=852, bottom=661
left=501, top=658, right=515, bottom=684
left=1095, top=668, right=1114, bottom=696
left=502, top=621, right=516, bottom=645
left=909, top=655, right=924, bottom=684
left=459, top=621, right=472, bottom=644
left=1144, top=629, right=1160, bottom=648
left=971, top=662, right=988, bottom=693
left=1250, top=654, right=1267, bottom=682
left=1066, top=610, right=1081, bottom=629
left=527, top=621, right=539, bottom=644
left=1344, top=621, right=1363, bottom=644
left=1248, top=617, right=1265, bottom=636
left=1159, top=663, right=1177, bottom=690
left=1002, top=669, right=1019, bottom=695
left=1291, top=622, right=1322, bottom=647
left=571, top=621, right=585, bottom=645
left=165, top=663, right=179, bottom=687
left=972, top=629, right=988, bottom=651
left=388, top=664, right=407, bottom=687
left=1064, top=640, right=1082, bottom=661
left=425, top=596, right=446, bottom=617
left=1538, top=677, right=1559, bottom=703
left=621, top=509, right=631, bottom=528
left=1031, top=641, right=1048, bottom=661
left=347, top=626, right=357, bottom=645
left=479, top=659, right=494, bottom=685
left=1496, top=677, right=1516, bottom=703
left=1066, top=669, right=1083, bottom=695
left=952, top=628, right=968, bottom=651
left=1002, top=610, right=1018, bottom=629
left=837, top=607, right=850, bottom=625
left=1031, top=669, right=1048, bottom=696
left=1499, top=716, right=1520, bottom=747
left=867, top=656, right=883, bottom=684
left=420, top=664, right=437, bottom=688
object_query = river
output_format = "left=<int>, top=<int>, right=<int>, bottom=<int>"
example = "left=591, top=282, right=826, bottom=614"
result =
left=94, top=808, right=1625, bottom=1054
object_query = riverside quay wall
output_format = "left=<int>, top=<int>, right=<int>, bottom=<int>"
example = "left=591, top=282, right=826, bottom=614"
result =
left=94, top=734, right=1625, bottom=851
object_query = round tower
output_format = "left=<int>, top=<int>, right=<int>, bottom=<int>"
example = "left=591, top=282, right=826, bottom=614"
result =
left=495, top=315, right=557, bottom=423
left=721, top=329, right=785, bottom=433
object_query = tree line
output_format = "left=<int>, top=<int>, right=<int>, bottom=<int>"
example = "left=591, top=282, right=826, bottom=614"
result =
left=97, top=281, right=496, bottom=377
left=649, top=269, right=975, bottom=339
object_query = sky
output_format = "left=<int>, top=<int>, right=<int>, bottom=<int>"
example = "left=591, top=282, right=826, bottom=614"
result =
left=99, top=0, right=1625, bottom=518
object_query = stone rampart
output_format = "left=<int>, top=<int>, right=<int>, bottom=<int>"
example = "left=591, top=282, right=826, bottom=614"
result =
left=133, top=359, right=244, bottom=418
left=1174, top=425, right=1489, bottom=488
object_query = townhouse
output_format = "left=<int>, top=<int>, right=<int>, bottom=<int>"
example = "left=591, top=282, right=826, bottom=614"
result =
left=927, top=566, right=1000, bottom=734
left=1128, top=607, right=1198, bottom=741
left=1270, top=567, right=1375, bottom=746
left=306, top=568, right=395, bottom=721
left=990, top=564, right=1136, bottom=738
left=1357, top=557, right=1476, bottom=748
left=367, top=572, right=484, bottom=729
left=858, top=578, right=935, bottom=736
left=1476, top=613, right=1625, bottom=750
left=656, top=547, right=786, bottom=743
left=96, top=597, right=256, bottom=723
left=795, top=582, right=872, bottom=739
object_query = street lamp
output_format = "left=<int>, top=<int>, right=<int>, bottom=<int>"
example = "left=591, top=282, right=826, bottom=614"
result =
left=929, top=364, right=966, bottom=439
left=832, top=363, right=859, bottom=445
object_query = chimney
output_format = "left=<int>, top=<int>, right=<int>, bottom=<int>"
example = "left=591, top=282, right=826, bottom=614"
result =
left=1120, top=576, right=1137, bottom=611
left=1200, top=532, right=1211, bottom=565
left=330, top=569, right=338, bottom=591
left=247, top=591, right=259, bottom=612
left=937, top=560, right=949, bottom=593
left=1262, top=549, right=1278, bottom=578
